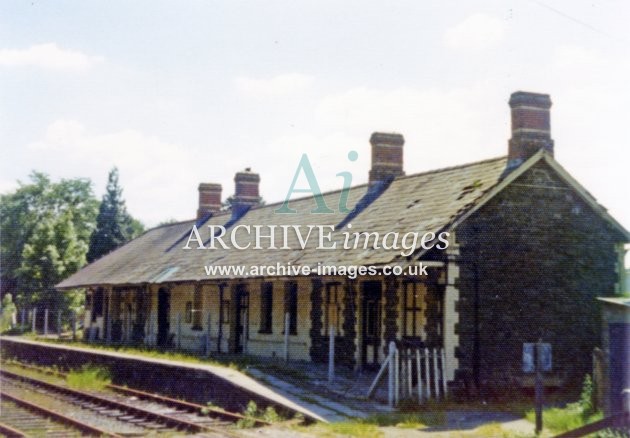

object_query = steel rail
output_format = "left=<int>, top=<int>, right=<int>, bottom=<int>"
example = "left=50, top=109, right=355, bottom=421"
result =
left=0, top=420, right=28, bottom=438
left=1, top=369, right=240, bottom=437
left=0, top=390, right=121, bottom=437
left=6, top=360, right=272, bottom=426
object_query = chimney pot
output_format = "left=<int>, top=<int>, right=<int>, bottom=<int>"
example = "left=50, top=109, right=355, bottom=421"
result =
left=507, top=91, right=554, bottom=169
left=197, top=183, right=222, bottom=219
left=369, top=132, right=405, bottom=185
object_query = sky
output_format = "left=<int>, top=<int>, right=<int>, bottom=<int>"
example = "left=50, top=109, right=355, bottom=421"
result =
left=1, top=0, right=629, bottom=233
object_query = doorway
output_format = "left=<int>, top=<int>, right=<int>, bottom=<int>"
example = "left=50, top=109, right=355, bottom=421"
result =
left=234, top=284, right=249, bottom=353
left=362, top=281, right=382, bottom=369
left=157, top=287, right=170, bottom=347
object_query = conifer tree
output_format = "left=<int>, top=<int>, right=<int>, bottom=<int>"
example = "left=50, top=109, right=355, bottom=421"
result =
left=87, top=168, right=143, bottom=262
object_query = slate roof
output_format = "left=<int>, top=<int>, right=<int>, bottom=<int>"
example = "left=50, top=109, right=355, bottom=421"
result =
left=58, top=156, right=508, bottom=288
left=56, top=151, right=629, bottom=289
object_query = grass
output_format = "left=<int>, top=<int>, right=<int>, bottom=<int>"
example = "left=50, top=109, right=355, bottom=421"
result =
left=66, top=365, right=111, bottom=391
left=525, top=406, right=603, bottom=434
left=294, top=409, right=446, bottom=437
left=31, top=337, right=256, bottom=372
left=296, top=421, right=383, bottom=437
left=362, top=410, right=445, bottom=428
left=473, top=422, right=535, bottom=438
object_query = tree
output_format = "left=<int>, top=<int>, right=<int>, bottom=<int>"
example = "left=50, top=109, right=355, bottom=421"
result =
left=86, top=168, right=144, bottom=262
left=221, top=195, right=266, bottom=211
left=0, top=172, right=98, bottom=308
left=18, top=210, right=87, bottom=312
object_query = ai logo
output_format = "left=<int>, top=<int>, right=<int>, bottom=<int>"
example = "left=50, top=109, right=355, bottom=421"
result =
left=275, top=151, right=358, bottom=214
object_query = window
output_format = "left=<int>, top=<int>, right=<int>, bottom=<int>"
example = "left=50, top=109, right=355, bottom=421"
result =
left=403, top=282, right=424, bottom=338
left=185, top=301, right=193, bottom=324
left=192, top=285, right=203, bottom=330
left=324, top=283, right=343, bottom=335
left=259, top=282, right=273, bottom=334
left=284, top=282, right=298, bottom=335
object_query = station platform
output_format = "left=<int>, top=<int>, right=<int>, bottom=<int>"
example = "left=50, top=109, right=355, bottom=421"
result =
left=0, top=336, right=388, bottom=422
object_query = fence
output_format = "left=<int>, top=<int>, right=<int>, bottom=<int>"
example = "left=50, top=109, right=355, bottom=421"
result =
left=368, top=341, right=447, bottom=407
left=17, top=307, right=78, bottom=340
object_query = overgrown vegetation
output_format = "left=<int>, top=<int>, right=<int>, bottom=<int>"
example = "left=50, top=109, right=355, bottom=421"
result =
left=66, top=365, right=111, bottom=391
left=0, top=294, right=17, bottom=332
left=36, top=337, right=256, bottom=372
left=0, top=170, right=143, bottom=320
left=236, top=401, right=283, bottom=428
left=525, top=374, right=603, bottom=434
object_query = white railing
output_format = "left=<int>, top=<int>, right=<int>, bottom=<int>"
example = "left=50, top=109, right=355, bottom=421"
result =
left=368, top=341, right=447, bottom=406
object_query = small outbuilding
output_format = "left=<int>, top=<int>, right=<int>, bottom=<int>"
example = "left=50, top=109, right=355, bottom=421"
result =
left=597, top=297, right=630, bottom=415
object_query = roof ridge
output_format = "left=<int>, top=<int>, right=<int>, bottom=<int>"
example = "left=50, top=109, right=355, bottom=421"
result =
left=147, top=155, right=509, bottom=233
left=244, top=155, right=508, bottom=212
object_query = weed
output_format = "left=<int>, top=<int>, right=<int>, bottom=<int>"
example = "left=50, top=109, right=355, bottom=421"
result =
left=66, top=365, right=111, bottom=391
left=236, top=400, right=285, bottom=428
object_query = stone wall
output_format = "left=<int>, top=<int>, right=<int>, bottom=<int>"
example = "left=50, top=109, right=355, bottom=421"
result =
left=454, top=161, right=623, bottom=391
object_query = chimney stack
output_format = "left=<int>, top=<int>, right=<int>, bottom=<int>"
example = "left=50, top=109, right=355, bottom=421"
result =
left=369, top=132, right=405, bottom=185
left=197, top=183, right=222, bottom=219
left=232, top=168, right=261, bottom=212
left=507, top=91, right=554, bottom=169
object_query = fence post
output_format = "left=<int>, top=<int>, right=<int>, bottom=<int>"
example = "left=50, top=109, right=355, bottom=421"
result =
left=146, top=312, right=153, bottom=346
left=284, top=312, right=290, bottom=362
left=416, top=349, right=423, bottom=403
left=127, top=311, right=132, bottom=343
left=243, top=308, right=248, bottom=354
left=407, top=348, right=413, bottom=397
left=424, top=347, right=431, bottom=399
left=441, top=348, right=448, bottom=398
left=394, top=345, right=400, bottom=405
left=177, top=313, right=182, bottom=349
left=57, top=310, right=62, bottom=337
left=388, top=341, right=396, bottom=407
left=71, top=311, right=77, bottom=341
left=32, top=308, right=37, bottom=333
left=205, top=312, right=211, bottom=357
left=106, top=311, right=112, bottom=344
left=20, top=308, right=26, bottom=328
left=44, top=308, right=49, bottom=336
left=328, top=325, right=335, bottom=385
left=433, top=348, right=440, bottom=400
left=398, top=348, right=407, bottom=399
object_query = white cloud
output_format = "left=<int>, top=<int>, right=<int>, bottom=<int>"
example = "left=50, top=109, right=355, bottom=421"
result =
left=444, top=13, right=506, bottom=50
left=234, top=73, right=314, bottom=98
left=314, top=85, right=507, bottom=171
left=28, top=120, right=198, bottom=225
left=0, top=180, right=18, bottom=195
left=0, top=43, right=104, bottom=72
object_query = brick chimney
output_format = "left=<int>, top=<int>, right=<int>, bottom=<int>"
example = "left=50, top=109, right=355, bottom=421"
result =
left=507, top=91, right=554, bottom=169
left=232, top=168, right=261, bottom=211
left=197, top=183, right=222, bottom=219
left=369, top=132, right=405, bottom=185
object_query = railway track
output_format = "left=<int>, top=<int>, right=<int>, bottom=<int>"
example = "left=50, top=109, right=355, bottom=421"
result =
left=0, top=393, right=117, bottom=437
left=6, top=360, right=271, bottom=427
left=1, top=367, right=253, bottom=436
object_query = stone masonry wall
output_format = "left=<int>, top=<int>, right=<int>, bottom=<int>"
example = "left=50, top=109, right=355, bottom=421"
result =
left=455, top=161, right=623, bottom=391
